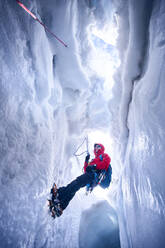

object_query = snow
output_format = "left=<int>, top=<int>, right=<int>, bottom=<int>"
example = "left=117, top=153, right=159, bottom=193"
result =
left=1, top=0, right=165, bottom=248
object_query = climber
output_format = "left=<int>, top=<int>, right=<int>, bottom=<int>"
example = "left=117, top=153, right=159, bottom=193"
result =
left=48, top=143, right=111, bottom=218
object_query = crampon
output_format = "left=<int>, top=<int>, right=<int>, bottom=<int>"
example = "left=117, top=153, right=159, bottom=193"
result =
left=48, top=183, right=63, bottom=218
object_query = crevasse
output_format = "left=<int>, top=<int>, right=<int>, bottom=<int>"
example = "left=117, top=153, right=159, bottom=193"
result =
left=0, top=0, right=165, bottom=248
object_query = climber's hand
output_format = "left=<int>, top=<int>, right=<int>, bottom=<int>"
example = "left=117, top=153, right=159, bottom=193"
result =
left=85, top=153, right=90, bottom=162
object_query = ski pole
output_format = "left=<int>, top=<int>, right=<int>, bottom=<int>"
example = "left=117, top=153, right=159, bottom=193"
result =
left=16, top=0, right=68, bottom=47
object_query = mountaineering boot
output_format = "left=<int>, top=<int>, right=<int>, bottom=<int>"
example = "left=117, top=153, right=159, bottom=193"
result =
left=51, top=202, right=63, bottom=218
left=48, top=183, right=63, bottom=218
left=48, top=199, right=63, bottom=218
left=51, top=183, right=58, bottom=199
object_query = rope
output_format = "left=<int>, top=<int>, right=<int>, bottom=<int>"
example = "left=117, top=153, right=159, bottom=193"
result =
left=73, top=136, right=89, bottom=157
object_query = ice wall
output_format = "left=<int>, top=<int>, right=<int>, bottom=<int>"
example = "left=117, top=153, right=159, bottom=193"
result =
left=1, top=0, right=165, bottom=247
left=79, top=200, right=120, bottom=248
left=110, top=0, right=165, bottom=247
left=0, top=1, right=60, bottom=247
left=0, top=1, right=113, bottom=248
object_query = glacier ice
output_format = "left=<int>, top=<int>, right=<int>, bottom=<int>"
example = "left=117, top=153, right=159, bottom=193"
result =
left=0, top=0, right=165, bottom=248
left=79, top=201, right=120, bottom=248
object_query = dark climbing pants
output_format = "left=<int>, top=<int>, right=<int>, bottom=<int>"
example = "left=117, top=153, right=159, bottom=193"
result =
left=57, top=172, right=95, bottom=210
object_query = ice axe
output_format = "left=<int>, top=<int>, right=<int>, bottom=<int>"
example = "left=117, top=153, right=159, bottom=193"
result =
left=16, top=0, right=68, bottom=47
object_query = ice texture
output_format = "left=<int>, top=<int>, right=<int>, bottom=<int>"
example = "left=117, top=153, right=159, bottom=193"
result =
left=0, top=1, right=113, bottom=247
left=1, top=0, right=165, bottom=248
left=112, top=0, right=165, bottom=247
left=79, top=201, right=120, bottom=248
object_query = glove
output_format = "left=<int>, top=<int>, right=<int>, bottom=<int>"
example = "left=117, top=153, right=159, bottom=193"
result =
left=85, top=153, right=90, bottom=163
left=86, top=164, right=97, bottom=173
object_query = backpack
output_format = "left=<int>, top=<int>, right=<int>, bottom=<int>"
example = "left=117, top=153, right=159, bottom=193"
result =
left=86, top=164, right=112, bottom=193
left=99, top=164, right=112, bottom=189
left=86, top=154, right=112, bottom=193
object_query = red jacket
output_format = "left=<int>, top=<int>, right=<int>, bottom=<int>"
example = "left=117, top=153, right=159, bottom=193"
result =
left=84, top=143, right=111, bottom=172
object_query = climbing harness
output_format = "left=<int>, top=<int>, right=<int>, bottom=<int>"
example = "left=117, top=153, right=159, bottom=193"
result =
left=16, top=0, right=68, bottom=47
left=86, top=165, right=112, bottom=194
